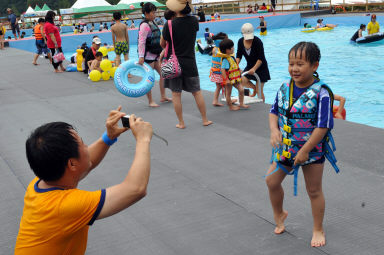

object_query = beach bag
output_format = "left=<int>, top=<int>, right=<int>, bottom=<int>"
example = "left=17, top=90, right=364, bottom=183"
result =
left=161, top=20, right=182, bottom=79
left=53, top=52, right=65, bottom=63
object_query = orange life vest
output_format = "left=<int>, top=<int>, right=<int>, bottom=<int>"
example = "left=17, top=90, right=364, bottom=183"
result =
left=34, top=24, right=43, bottom=40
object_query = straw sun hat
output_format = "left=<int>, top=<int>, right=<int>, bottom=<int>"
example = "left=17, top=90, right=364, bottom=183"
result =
left=166, top=0, right=192, bottom=12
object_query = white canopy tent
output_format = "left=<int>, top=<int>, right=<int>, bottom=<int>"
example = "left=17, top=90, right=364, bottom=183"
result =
left=71, top=0, right=112, bottom=9
left=25, top=6, right=35, bottom=14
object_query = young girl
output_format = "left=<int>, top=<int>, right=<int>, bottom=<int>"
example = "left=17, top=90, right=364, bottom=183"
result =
left=257, top=16, right=267, bottom=36
left=210, top=32, right=228, bottom=106
left=266, top=42, right=338, bottom=247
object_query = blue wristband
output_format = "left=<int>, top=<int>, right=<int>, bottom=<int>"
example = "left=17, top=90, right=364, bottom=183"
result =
left=102, top=131, right=117, bottom=146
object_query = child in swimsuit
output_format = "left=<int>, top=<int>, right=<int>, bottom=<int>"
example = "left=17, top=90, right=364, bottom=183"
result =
left=111, top=12, right=129, bottom=67
left=266, top=42, right=337, bottom=247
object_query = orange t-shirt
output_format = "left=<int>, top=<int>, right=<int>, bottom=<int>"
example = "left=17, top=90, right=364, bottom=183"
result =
left=15, top=177, right=105, bottom=255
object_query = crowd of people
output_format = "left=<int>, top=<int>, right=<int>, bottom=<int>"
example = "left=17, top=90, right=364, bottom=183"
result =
left=10, top=0, right=358, bottom=254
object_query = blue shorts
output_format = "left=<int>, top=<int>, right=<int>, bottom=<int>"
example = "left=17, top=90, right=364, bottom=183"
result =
left=36, top=40, right=48, bottom=55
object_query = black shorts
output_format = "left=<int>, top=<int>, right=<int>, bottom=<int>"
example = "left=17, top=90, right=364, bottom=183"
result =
left=280, top=156, right=325, bottom=168
left=164, top=76, right=201, bottom=93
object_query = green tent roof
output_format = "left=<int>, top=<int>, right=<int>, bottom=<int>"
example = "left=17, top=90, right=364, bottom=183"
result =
left=41, top=4, right=51, bottom=11
left=34, top=5, right=41, bottom=11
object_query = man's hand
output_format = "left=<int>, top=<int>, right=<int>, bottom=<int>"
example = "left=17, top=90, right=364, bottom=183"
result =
left=106, top=106, right=129, bottom=139
left=138, top=57, right=145, bottom=65
left=129, top=114, right=153, bottom=143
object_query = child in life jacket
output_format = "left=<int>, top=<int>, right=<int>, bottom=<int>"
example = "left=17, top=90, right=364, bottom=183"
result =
left=209, top=32, right=228, bottom=106
left=219, top=38, right=249, bottom=110
left=266, top=42, right=339, bottom=247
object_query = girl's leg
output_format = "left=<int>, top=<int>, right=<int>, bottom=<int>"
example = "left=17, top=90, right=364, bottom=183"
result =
left=191, top=90, right=213, bottom=126
left=302, top=163, right=326, bottom=247
left=212, top=83, right=224, bottom=106
left=50, top=48, right=62, bottom=73
left=234, top=83, right=249, bottom=109
left=153, top=61, right=171, bottom=102
left=225, top=83, right=239, bottom=110
left=146, top=90, right=159, bottom=107
left=171, top=91, right=185, bottom=128
left=265, top=162, right=289, bottom=234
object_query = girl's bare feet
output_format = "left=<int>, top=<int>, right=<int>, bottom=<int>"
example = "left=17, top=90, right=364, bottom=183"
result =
left=274, top=210, right=288, bottom=234
left=311, top=230, right=326, bottom=247
left=203, top=120, right=213, bottom=126
left=212, top=102, right=224, bottom=107
left=54, top=69, right=64, bottom=73
left=176, top=123, right=185, bottom=129
left=149, top=102, right=160, bottom=107
left=160, top=97, right=172, bottom=103
left=229, top=105, right=240, bottom=111
left=32, top=62, right=38, bottom=65
left=239, top=104, right=250, bottom=109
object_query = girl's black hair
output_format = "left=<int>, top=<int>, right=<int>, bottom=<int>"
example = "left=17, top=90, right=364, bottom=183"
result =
left=141, top=2, right=157, bottom=14
left=212, top=32, right=227, bottom=40
left=360, top=24, right=366, bottom=29
left=180, top=3, right=192, bottom=15
left=164, top=9, right=175, bottom=20
left=289, top=41, right=321, bottom=78
left=219, top=38, right=234, bottom=53
left=45, top=11, right=56, bottom=24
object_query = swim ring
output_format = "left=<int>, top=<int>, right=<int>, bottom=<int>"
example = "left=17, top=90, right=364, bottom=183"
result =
left=316, top=27, right=334, bottom=31
left=114, top=60, right=155, bottom=98
left=241, top=71, right=261, bottom=96
left=332, top=105, right=346, bottom=120
left=356, top=32, right=384, bottom=44
left=301, top=28, right=316, bottom=33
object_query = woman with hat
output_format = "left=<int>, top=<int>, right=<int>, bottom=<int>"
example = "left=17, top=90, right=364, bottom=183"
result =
left=236, top=23, right=270, bottom=101
left=367, top=14, right=380, bottom=35
left=160, top=0, right=212, bottom=129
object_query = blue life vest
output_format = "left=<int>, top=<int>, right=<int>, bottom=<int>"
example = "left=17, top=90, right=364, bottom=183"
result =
left=268, top=79, right=340, bottom=196
left=138, top=20, right=162, bottom=56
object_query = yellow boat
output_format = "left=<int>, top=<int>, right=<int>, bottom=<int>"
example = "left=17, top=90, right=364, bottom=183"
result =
left=316, top=27, right=334, bottom=31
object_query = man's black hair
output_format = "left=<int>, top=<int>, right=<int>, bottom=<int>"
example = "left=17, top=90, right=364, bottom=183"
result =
left=113, top=12, right=122, bottom=20
left=219, top=38, right=234, bottom=53
left=360, top=24, right=366, bottom=29
left=212, top=32, right=227, bottom=41
left=26, top=122, right=79, bottom=182
left=95, top=51, right=103, bottom=58
left=141, top=2, right=157, bottom=14
left=205, top=28, right=209, bottom=32
left=38, top=18, right=45, bottom=23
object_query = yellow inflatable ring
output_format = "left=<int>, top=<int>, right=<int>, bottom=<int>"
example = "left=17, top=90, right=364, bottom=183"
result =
left=316, top=27, right=334, bottom=31
left=301, top=28, right=316, bottom=33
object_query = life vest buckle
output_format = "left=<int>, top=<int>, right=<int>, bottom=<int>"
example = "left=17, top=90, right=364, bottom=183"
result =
left=282, top=150, right=291, bottom=159
left=276, top=152, right=280, bottom=161
left=283, top=125, right=291, bottom=133
left=283, top=138, right=292, bottom=146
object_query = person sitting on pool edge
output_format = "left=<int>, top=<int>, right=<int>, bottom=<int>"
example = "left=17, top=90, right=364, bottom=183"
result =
left=316, top=19, right=337, bottom=29
left=367, top=14, right=380, bottom=35
left=350, top=24, right=366, bottom=42
left=303, top=23, right=312, bottom=28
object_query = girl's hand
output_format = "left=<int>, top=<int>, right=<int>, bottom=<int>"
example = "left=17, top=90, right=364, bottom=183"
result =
left=138, top=57, right=145, bottom=65
left=270, top=128, right=282, bottom=148
left=293, top=149, right=309, bottom=166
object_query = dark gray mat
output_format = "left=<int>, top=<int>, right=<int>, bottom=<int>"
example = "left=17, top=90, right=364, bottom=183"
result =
left=1, top=48, right=383, bottom=255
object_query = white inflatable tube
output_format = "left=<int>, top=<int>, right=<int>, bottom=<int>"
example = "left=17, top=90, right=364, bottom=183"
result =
left=242, top=71, right=261, bottom=98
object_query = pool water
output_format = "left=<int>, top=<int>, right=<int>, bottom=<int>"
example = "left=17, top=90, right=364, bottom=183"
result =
left=65, top=25, right=384, bottom=129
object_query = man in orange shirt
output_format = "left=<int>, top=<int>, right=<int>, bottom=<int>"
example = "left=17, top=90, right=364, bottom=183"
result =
left=15, top=106, right=153, bottom=255
left=32, top=18, right=51, bottom=65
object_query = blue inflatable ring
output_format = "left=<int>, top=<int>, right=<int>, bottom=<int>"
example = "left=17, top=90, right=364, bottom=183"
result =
left=114, top=60, right=155, bottom=98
